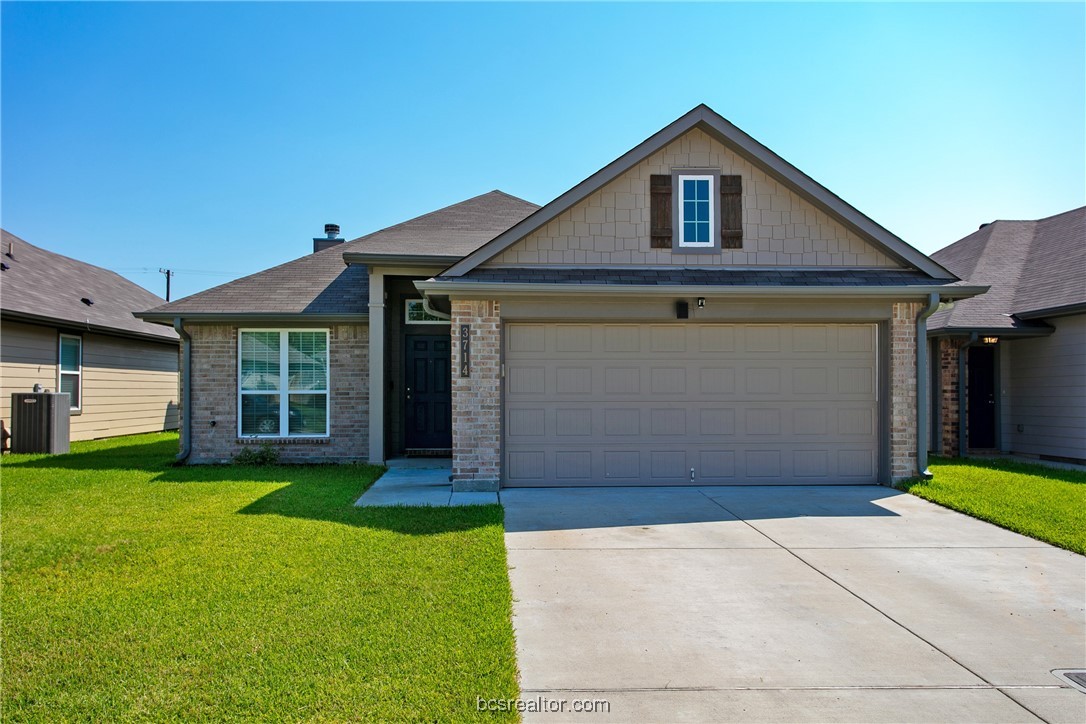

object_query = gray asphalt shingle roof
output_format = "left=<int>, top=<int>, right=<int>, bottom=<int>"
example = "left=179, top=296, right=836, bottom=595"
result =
left=0, top=230, right=178, bottom=342
left=446, top=268, right=953, bottom=287
left=928, top=207, right=1085, bottom=332
left=142, top=191, right=537, bottom=317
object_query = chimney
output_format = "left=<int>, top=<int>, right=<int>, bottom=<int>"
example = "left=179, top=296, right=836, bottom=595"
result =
left=313, top=223, right=344, bottom=253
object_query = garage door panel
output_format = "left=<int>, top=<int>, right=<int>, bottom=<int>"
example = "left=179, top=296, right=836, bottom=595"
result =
left=504, top=323, right=878, bottom=486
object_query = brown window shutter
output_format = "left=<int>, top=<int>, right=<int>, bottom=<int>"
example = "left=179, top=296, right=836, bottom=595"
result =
left=720, top=174, right=743, bottom=249
left=650, top=174, right=672, bottom=248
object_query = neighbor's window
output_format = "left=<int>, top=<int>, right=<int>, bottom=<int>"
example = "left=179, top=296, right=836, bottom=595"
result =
left=678, top=174, right=714, bottom=246
left=238, top=330, right=329, bottom=437
left=58, top=334, right=82, bottom=411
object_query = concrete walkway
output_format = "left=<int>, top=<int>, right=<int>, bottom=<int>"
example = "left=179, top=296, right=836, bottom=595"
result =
left=353, top=458, right=498, bottom=507
left=502, top=486, right=1086, bottom=723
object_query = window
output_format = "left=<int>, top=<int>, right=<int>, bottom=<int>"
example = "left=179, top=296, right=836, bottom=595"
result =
left=405, top=299, right=450, bottom=324
left=238, top=330, right=329, bottom=437
left=58, top=334, right=82, bottom=411
left=678, top=174, right=715, bottom=246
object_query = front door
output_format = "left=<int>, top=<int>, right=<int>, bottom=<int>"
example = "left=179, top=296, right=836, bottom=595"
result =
left=405, top=335, right=452, bottom=450
left=967, top=345, right=997, bottom=449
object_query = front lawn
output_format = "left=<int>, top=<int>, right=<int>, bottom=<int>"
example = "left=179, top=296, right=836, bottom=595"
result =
left=902, top=456, right=1086, bottom=554
left=1, top=433, right=518, bottom=721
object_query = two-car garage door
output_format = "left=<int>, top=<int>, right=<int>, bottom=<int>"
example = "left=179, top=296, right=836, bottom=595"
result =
left=503, top=323, right=879, bottom=486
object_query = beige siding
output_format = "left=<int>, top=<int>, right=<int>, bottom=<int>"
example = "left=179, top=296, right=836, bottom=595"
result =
left=1005, top=314, right=1086, bottom=461
left=487, top=127, right=903, bottom=268
left=0, top=321, right=58, bottom=432
left=1, top=321, right=179, bottom=442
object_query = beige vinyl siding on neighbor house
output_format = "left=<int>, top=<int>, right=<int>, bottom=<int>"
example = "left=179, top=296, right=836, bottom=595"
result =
left=1004, top=314, right=1086, bottom=462
left=486, top=128, right=904, bottom=269
left=1, top=320, right=179, bottom=442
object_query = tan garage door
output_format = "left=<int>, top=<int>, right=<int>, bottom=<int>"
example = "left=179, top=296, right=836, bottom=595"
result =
left=503, top=323, right=879, bottom=486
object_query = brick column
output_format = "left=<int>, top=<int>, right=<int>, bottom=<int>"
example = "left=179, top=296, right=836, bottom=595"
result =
left=938, top=336, right=966, bottom=456
left=889, top=302, right=922, bottom=481
left=450, top=299, right=501, bottom=491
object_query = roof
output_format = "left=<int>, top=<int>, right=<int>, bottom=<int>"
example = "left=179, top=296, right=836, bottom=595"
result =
left=0, top=230, right=178, bottom=343
left=442, top=104, right=956, bottom=280
left=928, top=207, right=1086, bottom=333
left=139, top=190, right=536, bottom=319
left=341, top=190, right=539, bottom=262
left=445, top=267, right=956, bottom=287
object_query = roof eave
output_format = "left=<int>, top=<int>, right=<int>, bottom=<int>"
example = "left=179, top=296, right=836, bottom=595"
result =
left=442, top=105, right=957, bottom=281
left=1, top=309, right=180, bottom=344
left=1013, top=301, right=1086, bottom=321
left=416, top=279, right=988, bottom=300
left=342, top=252, right=462, bottom=267
left=135, top=311, right=369, bottom=325
left=927, top=325, right=1054, bottom=339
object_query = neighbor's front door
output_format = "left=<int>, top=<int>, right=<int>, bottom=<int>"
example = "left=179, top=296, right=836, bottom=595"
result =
left=967, top=345, right=997, bottom=449
left=405, top=335, right=452, bottom=450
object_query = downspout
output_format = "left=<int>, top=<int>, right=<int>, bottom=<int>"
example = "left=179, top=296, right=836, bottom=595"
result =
left=958, top=332, right=981, bottom=458
left=915, top=293, right=940, bottom=479
left=173, top=317, right=192, bottom=463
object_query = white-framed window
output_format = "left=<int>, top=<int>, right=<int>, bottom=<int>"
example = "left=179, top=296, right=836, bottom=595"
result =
left=405, top=299, right=450, bottom=325
left=678, top=174, right=715, bottom=246
left=58, top=334, right=82, bottom=411
left=238, top=329, right=329, bottom=437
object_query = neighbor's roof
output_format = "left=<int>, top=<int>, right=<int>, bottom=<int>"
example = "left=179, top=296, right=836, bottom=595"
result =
left=139, top=190, right=536, bottom=319
left=0, top=230, right=178, bottom=343
left=928, top=207, right=1086, bottom=333
left=442, top=104, right=956, bottom=280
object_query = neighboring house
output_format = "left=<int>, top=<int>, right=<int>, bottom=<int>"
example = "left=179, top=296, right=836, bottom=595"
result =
left=927, top=207, right=1085, bottom=464
left=138, top=105, right=984, bottom=488
left=0, top=230, right=180, bottom=442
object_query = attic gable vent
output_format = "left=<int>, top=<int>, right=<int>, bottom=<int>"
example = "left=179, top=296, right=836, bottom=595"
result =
left=80, top=297, right=94, bottom=306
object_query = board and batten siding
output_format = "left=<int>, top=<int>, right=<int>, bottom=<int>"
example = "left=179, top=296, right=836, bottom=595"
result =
left=0, top=320, right=180, bottom=442
left=1004, top=314, right=1086, bottom=462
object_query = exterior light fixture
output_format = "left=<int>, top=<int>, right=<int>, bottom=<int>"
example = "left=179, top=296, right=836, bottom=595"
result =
left=697, top=297, right=706, bottom=309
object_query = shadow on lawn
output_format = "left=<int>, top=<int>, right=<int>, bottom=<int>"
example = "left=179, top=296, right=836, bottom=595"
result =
left=4, top=438, right=500, bottom=536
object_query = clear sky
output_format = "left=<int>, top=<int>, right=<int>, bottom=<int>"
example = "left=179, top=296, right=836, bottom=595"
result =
left=3, top=2, right=1083, bottom=301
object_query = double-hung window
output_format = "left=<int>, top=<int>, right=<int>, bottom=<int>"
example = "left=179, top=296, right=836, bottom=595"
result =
left=678, top=174, right=715, bottom=247
left=238, top=330, right=329, bottom=437
left=58, top=334, right=82, bottom=411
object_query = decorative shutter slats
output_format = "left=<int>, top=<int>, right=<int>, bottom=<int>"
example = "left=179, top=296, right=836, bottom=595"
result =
left=720, top=174, right=743, bottom=249
left=650, top=174, right=672, bottom=248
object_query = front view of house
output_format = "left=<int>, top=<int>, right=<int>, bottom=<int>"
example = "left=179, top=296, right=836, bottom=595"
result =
left=138, top=106, right=985, bottom=490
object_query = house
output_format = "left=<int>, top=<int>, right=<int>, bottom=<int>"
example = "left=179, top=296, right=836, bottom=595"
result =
left=137, top=105, right=984, bottom=488
left=0, top=230, right=180, bottom=442
left=927, top=207, right=1085, bottom=464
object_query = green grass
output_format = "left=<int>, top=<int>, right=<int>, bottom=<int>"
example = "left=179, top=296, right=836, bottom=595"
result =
left=1, top=433, right=518, bottom=722
left=901, top=456, right=1086, bottom=554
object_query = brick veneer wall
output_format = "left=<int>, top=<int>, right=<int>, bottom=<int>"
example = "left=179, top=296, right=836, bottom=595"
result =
left=890, top=301, right=922, bottom=481
left=450, top=300, right=501, bottom=490
left=186, top=323, right=369, bottom=464
left=938, top=336, right=966, bottom=456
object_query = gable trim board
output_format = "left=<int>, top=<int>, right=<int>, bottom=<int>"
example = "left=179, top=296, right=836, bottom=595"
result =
left=443, top=105, right=955, bottom=280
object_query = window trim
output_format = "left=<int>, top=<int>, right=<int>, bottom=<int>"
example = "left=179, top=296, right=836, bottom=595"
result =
left=237, top=328, right=331, bottom=439
left=672, top=169, right=722, bottom=254
left=58, top=333, right=82, bottom=412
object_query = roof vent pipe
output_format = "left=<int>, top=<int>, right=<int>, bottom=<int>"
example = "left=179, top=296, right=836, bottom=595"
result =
left=313, top=224, right=344, bottom=254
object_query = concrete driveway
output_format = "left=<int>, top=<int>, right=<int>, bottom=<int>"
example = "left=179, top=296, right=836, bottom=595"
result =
left=502, top=486, right=1086, bottom=723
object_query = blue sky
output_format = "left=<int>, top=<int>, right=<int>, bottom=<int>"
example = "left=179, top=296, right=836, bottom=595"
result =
left=3, top=2, right=1083, bottom=301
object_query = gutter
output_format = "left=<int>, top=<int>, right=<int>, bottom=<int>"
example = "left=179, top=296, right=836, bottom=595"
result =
left=136, top=312, right=368, bottom=325
left=914, top=293, right=940, bottom=479
left=958, top=332, right=982, bottom=458
left=0, top=309, right=180, bottom=345
left=415, top=280, right=990, bottom=300
left=342, top=252, right=460, bottom=267
left=174, top=317, right=192, bottom=464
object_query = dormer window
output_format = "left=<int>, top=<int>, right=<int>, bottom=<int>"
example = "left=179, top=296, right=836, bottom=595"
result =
left=679, top=175, right=715, bottom=246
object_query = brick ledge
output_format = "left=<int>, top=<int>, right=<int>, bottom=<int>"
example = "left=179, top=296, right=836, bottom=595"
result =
left=236, top=437, right=331, bottom=445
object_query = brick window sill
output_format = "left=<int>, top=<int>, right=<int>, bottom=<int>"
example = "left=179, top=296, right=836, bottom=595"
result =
left=236, top=437, right=331, bottom=445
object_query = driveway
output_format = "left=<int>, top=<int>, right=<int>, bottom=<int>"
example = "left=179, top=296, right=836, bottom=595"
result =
left=502, top=486, right=1086, bottom=723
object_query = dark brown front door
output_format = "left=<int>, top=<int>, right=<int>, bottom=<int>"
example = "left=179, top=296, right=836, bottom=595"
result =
left=967, top=346, right=997, bottom=449
left=405, top=335, right=451, bottom=450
